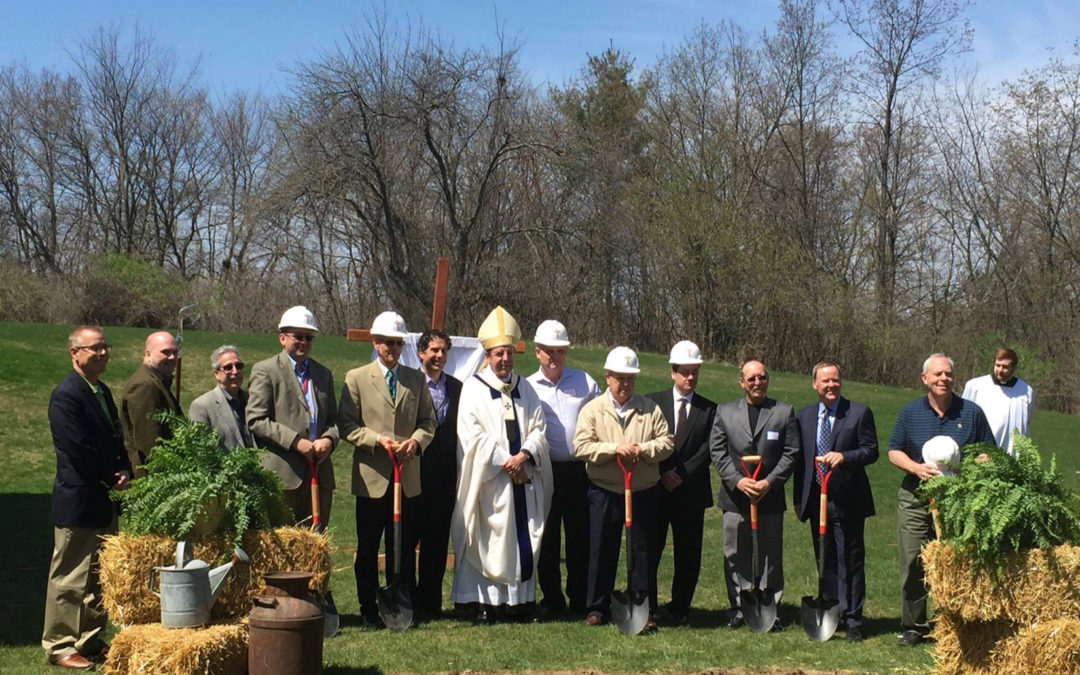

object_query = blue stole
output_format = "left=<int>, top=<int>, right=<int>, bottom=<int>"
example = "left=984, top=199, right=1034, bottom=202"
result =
left=475, top=374, right=534, bottom=582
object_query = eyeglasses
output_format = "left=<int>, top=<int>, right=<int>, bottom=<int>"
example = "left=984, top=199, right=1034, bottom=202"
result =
left=376, top=339, right=405, bottom=347
left=74, top=343, right=110, bottom=354
left=286, top=333, right=315, bottom=342
left=217, top=362, right=245, bottom=372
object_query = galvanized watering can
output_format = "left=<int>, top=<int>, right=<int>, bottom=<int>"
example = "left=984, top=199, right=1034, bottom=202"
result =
left=149, top=541, right=249, bottom=627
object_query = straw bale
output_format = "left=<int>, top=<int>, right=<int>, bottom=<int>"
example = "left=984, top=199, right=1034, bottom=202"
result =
left=990, top=618, right=1080, bottom=675
left=931, top=611, right=1017, bottom=675
left=100, top=527, right=332, bottom=625
left=102, top=622, right=247, bottom=675
left=923, top=541, right=1080, bottom=624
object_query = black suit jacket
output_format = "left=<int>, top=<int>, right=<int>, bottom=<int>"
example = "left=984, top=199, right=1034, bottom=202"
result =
left=794, top=396, right=878, bottom=521
left=420, top=374, right=462, bottom=494
left=646, top=390, right=716, bottom=511
left=49, top=371, right=132, bottom=528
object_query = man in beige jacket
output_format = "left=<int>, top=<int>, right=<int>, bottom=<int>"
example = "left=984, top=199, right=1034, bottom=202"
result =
left=574, top=347, right=673, bottom=630
left=338, top=311, right=436, bottom=628
left=247, top=306, right=339, bottom=527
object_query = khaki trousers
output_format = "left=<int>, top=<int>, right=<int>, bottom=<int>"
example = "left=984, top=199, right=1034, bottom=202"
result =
left=41, top=516, right=115, bottom=659
left=897, top=480, right=935, bottom=634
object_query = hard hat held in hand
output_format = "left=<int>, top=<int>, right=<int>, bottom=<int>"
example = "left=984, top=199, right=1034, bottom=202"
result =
left=922, top=435, right=961, bottom=475
left=370, top=311, right=408, bottom=339
left=669, top=340, right=703, bottom=365
left=278, top=306, right=319, bottom=332
left=534, top=319, right=571, bottom=347
left=604, top=346, right=640, bottom=374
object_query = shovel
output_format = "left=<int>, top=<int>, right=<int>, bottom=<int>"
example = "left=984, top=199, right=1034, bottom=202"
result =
left=738, top=454, right=777, bottom=633
left=611, top=455, right=650, bottom=636
left=801, top=457, right=840, bottom=641
left=306, top=456, right=341, bottom=638
left=376, top=443, right=413, bottom=633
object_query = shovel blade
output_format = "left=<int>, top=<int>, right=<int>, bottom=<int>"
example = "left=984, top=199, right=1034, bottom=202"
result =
left=740, top=589, right=777, bottom=633
left=800, top=596, right=839, bottom=642
left=611, top=589, right=650, bottom=635
left=376, top=584, right=413, bottom=633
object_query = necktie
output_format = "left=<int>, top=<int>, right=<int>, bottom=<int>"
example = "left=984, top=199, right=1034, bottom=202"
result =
left=675, top=397, right=689, bottom=445
left=298, top=365, right=309, bottom=395
left=815, top=408, right=831, bottom=483
left=386, top=369, right=397, bottom=402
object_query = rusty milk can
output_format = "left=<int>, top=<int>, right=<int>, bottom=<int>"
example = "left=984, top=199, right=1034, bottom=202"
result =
left=249, top=571, right=324, bottom=675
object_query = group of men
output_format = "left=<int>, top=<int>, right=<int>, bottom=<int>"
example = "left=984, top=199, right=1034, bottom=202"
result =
left=43, top=304, right=1035, bottom=666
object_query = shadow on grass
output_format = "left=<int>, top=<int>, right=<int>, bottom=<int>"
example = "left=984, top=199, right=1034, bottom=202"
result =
left=0, top=493, right=52, bottom=646
left=325, top=667, right=384, bottom=675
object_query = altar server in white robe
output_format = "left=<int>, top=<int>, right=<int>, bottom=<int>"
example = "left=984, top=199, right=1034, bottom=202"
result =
left=452, top=306, right=553, bottom=623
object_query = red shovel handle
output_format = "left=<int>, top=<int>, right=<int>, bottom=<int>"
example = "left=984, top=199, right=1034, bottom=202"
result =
left=815, top=457, right=834, bottom=536
left=384, top=442, right=403, bottom=522
left=306, top=457, right=321, bottom=529
left=740, top=455, right=763, bottom=531
left=617, top=455, right=635, bottom=527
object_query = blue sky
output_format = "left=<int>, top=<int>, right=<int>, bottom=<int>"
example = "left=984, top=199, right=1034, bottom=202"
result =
left=1, top=1, right=1076, bottom=95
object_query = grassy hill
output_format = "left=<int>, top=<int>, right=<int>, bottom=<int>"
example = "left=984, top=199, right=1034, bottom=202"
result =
left=3, top=321, right=1077, bottom=673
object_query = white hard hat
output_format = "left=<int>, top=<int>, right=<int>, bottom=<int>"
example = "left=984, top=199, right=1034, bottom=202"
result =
left=669, top=340, right=704, bottom=365
left=604, top=346, right=640, bottom=374
left=534, top=319, right=571, bottom=347
left=922, top=435, right=961, bottom=475
left=278, top=306, right=319, bottom=333
left=370, top=311, right=408, bottom=339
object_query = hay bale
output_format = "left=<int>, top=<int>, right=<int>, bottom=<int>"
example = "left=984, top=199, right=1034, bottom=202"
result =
left=931, top=611, right=1017, bottom=675
left=100, top=527, right=332, bottom=625
left=102, top=623, right=247, bottom=675
left=923, top=541, right=1080, bottom=624
left=991, top=618, right=1080, bottom=674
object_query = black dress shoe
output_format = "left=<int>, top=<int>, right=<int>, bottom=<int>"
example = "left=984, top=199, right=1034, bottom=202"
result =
left=474, top=605, right=497, bottom=625
left=360, top=614, right=385, bottom=629
left=725, top=614, right=744, bottom=629
left=665, top=606, right=688, bottom=626
left=845, top=627, right=864, bottom=641
left=537, top=604, right=563, bottom=622
left=897, top=629, right=924, bottom=646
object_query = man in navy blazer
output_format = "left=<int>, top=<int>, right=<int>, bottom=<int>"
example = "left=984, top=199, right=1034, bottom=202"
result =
left=645, top=341, right=716, bottom=625
left=405, top=329, right=463, bottom=617
left=794, top=362, right=878, bottom=641
left=42, top=326, right=132, bottom=670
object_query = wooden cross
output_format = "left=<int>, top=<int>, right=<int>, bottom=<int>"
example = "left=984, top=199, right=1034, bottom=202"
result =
left=346, top=257, right=526, bottom=352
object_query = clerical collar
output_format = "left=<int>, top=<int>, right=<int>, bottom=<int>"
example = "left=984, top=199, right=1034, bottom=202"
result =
left=994, top=376, right=1018, bottom=388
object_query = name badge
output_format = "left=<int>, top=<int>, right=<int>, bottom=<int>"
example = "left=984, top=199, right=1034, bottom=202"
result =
left=766, top=430, right=780, bottom=441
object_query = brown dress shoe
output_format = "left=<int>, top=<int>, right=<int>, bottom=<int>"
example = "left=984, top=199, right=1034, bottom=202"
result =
left=583, top=612, right=605, bottom=626
left=51, top=653, right=94, bottom=670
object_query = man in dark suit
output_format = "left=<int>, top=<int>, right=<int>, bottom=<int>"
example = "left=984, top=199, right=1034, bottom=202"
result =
left=645, top=340, right=716, bottom=625
left=189, top=345, right=256, bottom=451
left=247, top=306, right=340, bottom=528
left=710, top=359, right=800, bottom=628
left=338, top=311, right=436, bottom=627
left=120, top=331, right=182, bottom=477
left=794, top=362, right=878, bottom=641
left=42, top=326, right=132, bottom=670
left=405, top=329, right=462, bottom=617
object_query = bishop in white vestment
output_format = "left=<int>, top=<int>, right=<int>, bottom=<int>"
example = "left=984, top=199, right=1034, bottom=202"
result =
left=452, top=307, right=553, bottom=618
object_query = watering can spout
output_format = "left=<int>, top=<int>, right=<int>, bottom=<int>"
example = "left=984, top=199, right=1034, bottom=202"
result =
left=208, top=547, right=249, bottom=603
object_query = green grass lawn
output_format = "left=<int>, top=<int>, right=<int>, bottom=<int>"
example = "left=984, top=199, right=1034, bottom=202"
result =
left=2, top=321, right=1077, bottom=673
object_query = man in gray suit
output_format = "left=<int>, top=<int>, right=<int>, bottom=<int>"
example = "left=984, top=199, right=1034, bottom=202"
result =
left=189, top=345, right=255, bottom=451
left=710, top=359, right=800, bottom=628
left=247, top=306, right=340, bottom=529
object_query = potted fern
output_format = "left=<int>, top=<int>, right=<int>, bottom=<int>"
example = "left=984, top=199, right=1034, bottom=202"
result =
left=920, top=435, right=1080, bottom=579
left=114, top=412, right=293, bottom=548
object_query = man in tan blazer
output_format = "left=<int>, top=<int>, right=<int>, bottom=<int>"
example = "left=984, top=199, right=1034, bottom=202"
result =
left=121, top=331, right=183, bottom=477
left=247, top=306, right=340, bottom=528
left=339, top=311, right=436, bottom=627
